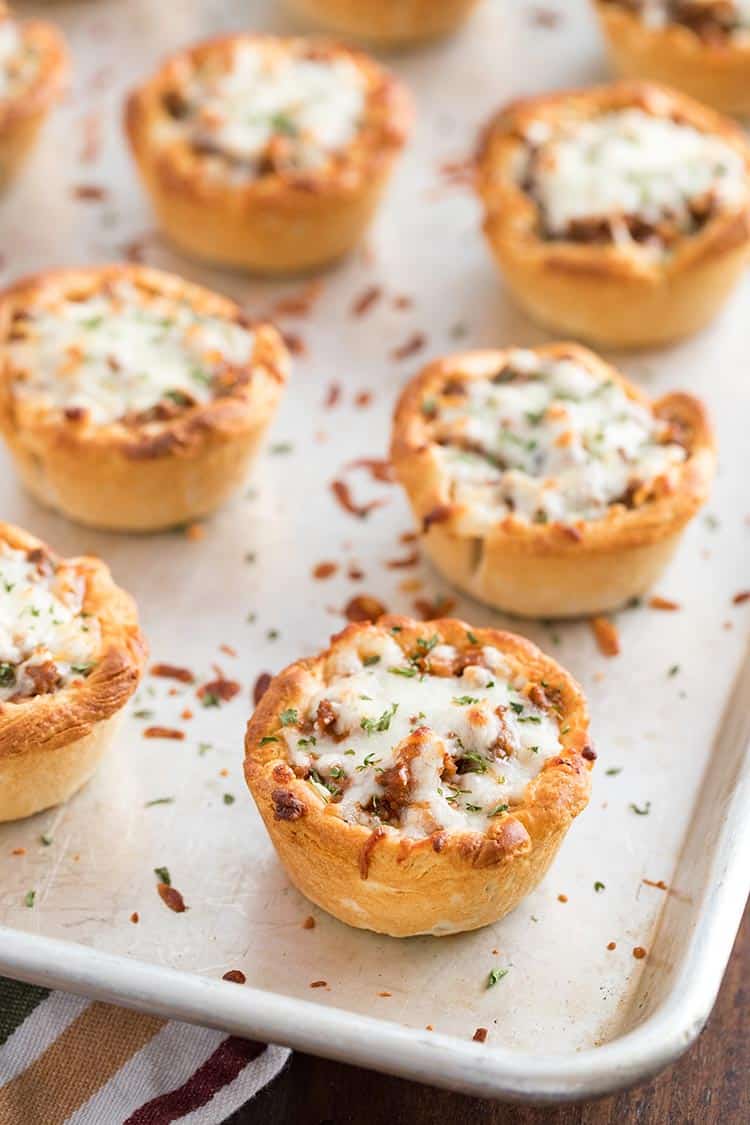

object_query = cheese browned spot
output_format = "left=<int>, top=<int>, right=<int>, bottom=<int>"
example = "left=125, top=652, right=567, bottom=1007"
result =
left=0, top=542, right=100, bottom=703
left=279, top=626, right=564, bottom=839
left=519, top=102, right=748, bottom=252
left=155, top=39, right=366, bottom=179
left=424, top=349, right=686, bottom=526
left=5, top=278, right=256, bottom=427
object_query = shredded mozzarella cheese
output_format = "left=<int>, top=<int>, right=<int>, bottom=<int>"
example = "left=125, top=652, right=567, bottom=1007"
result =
left=0, top=543, right=100, bottom=702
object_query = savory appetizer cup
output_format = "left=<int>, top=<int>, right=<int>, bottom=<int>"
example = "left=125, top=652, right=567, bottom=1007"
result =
left=0, top=522, right=145, bottom=822
left=286, top=0, right=481, bottom=47
left=0, top=264, right=290, bottom=532
left=0, top=2, right=67, bottom=189
left=391, top=343, right=715, bottom=618
left=245, top=615, right=592, bottom=937
left=477, top=80, right=750, bottom=348
left=125, top=34, right=411, bottom=274
left=594, top=1, right=750, bottom=116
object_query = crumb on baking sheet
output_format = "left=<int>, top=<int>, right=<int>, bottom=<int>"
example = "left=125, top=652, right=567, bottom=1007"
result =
left=302, top=915, right=315, bottom=930
left=472, top=1027, right=488, bottom=1043
left=648, top=596, right=681, bottom=611
left=151, top=663, right=194, bottom=683
left=391, top=332, right=426, bottom=361
left=590, top=616, right=620, bottom=657
left=344, top=594, right=387, bottom=622
left=222, top=969, right=247, bottom=984
left=143, top=727, right=185, bottom=741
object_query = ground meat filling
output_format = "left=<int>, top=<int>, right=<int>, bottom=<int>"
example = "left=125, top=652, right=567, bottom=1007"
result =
left=421, top=349, right=687, bottom=527
left=518, top=105, right=748, bottom=254
left=0, top=542, right=101, bottom=704
left=156, top=39, right=366, bottom=180
left=278, top=628, right=563, bottom=839
left=4, top=278, right=256, bottom=429
left=607, top=1, right=750, bottom=43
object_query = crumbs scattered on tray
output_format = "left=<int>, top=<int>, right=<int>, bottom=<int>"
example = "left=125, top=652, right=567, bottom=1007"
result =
left=632, top=947, right=647, bottom=960
left=197, top=667, right=241, bottom=707
left=302, top=915, right=315, bottom=930
left=130, top=912, right=139, bottom=924
left=310, top=980, right=328, bottom=989
left=590, top=616, right=620, bottom=657
left=390, top=332, right=426, bottom=361
left=330, top=478, right=387, bottom=520
left=143, top=726, right=185, bottom=741
left=151, top=663, right=195, bottom=683
left=351, top=285, right=382, bottom=317
left=414, top=594, right=456, bottom=621
left=313, top=561, right=338, bottom=580
left=472, top=1027, right=488, bottom=1043
left=733, top=590, right=750, bottom=605
left=222, top=970, right=246, bottom=984
left=344, top=594, right=387, bottom=622
left=642, top=878, right=668, bottom=891
left=648, top=596, right=681, bottom=611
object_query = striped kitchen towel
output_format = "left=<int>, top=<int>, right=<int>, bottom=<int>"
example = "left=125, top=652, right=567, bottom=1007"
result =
left=0, top=976, right=290, bottom=1125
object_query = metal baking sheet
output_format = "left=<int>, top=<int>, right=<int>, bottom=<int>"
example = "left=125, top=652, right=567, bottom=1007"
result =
left=0, top=0, right=749, bottom=1101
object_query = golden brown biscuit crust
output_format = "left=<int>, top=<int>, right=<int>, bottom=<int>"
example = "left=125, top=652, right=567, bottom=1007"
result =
left=0, top=14, right=67, bottom=188
left=286, top=0, right=481, bottom=46
left=244, top=615, right=592, bottom=937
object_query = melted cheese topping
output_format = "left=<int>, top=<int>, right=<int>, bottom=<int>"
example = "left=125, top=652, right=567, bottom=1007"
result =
left=427, top=350, right=686, bottom=525
left=0, top=17, right=38, bottom=101
left=284, top=630, right=561, bottom=838
left=6, top=279, right=255, bottom=426
left=0, top=543, right=100, bottom=702
left=161, top=40, right=366, bottom=176
left=522, top=107, right=747, bottom=245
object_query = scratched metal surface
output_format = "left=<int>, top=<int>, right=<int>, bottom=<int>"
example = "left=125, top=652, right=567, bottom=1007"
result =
left=0, top=0, right=748, bottom=1078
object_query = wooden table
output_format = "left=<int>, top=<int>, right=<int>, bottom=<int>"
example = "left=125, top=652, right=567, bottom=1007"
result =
left=232, top=904, right=748, bottom=1124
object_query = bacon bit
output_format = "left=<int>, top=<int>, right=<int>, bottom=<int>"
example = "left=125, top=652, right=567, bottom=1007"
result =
left=732, top=590, right=750, bottom=605
left=438, top=158, right=475, bottom=191
left=219, top=768, right=229, bottom=778
left=302, top=915, right=316, bottom=930
left=633, top=946, right=647, bottom=960
left=330, top=479, right=387, bottom=520
left=590, top=616, right=620, bottom=657
left=393, top=294, right=413, bottom=310
left=347, top=564, right=365, bottom=582
left=310, top=980, right=327, bottom=989
left=351, top=285, right=382, bottom=317
left=72, top=183, right=108, bottom=201
left=422, top=504, right=452, bottom=531
left=268, top=280, right=323, bottom=319
left=557, top=893, right=568, bottom=903
left=386, top=550, right=419, bottom=569
left=253, top=672, right=272, bottom=706
left=378, top=991, right=392, bottom=998
left=144, top=727, right=185, bottom=741
left=219, top=644, right=237, bottom=658
left=272, top=788, right=305, bottom=821
left=414, top=595, right=457, bottom=621
left=643, top=878, right=669, bottom=891
left=130, top=912, right=139, bottom=924
left=197, top=667, right=241, bottom=704
left=399, top=577, right=423, bottom=594
left=280, top=330, right=306, bottom=356
left=346, top=457, right=395, bottom=484
left=391, top=332, right=426, bottom=361
left=355, top=390, right=373, bottom=409
left=359, top=826, right=386, bottom=879
left=64, top=405, right=87, bottom=423
left=649, top=596, right=681, bottom=611
left=222, top=970, right=247, bottom=984
left=344, top=594, right=387, bottom=622
left=401, top=530, right=419, bottom=544
left=472, top=1028, right=488, bottom=1043
left=122, top=234, right=149, bottom=263
left=151, top=663, right=195, bottom=683
left=157, top=883, right=186, bottom=913
left=185, top=523, right=205, bottom=542
left=313, top=561, right=338, bottom=580
left=180, top=709, right=193, bottom=721
left=581, top=746, right=597, bottom=762
left=79, top=112, right=101, bottom=163
left=11, top=847, right=25, bottom=856
left=531, top=6, right=561, bottom=27
left=324, top=381, right=341, bottom=408
left=168, top=687, right=179, bottom=697
left=607, top=941, right=617, bottom=951
left=425, top=1025, right=434, bottom=1032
